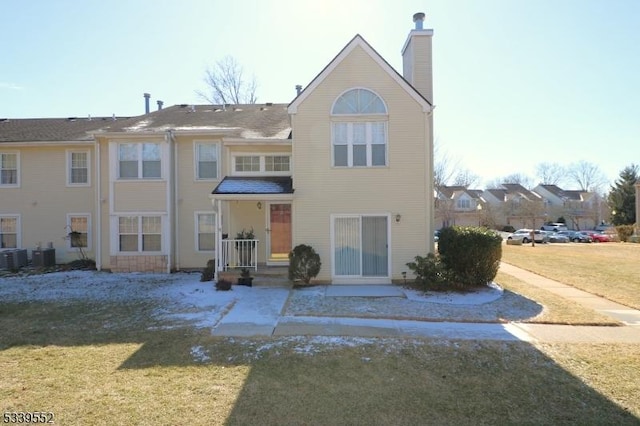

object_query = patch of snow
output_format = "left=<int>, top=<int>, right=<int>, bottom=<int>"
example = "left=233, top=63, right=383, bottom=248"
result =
left=190, top=345, right=211, bottom=362
left=123, top=119, right=153, bottom=131
left=240, top=128, right=291, bottom=139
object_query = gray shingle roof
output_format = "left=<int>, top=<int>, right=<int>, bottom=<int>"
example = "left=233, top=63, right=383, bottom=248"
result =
left=0, top=116, right=129, bottom=142
left=212, top=176, right=294, bottom=195
left=108, top=104, right=291, bottom=139
left=0, top=103, right=292, bottom=143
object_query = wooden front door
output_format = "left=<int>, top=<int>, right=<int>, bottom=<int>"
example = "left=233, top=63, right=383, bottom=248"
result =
left=269, top=203, right=292, bottom=261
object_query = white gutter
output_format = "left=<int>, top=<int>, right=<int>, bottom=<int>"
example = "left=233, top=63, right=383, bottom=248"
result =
left=94, top=139, right=102, bottom=270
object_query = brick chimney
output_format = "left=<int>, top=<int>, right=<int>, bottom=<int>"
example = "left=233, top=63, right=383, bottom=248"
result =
left=401, top=12, right=434, bottom=104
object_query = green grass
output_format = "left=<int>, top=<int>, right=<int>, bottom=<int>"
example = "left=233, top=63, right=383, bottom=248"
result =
left=502, top=243, right=640, bottom=309
left=1, top=299, right=639, bottom=424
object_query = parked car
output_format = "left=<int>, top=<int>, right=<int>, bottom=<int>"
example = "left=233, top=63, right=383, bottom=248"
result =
left=580, top=230, right=611, bottom=242
left=507, top=229, right=549, bottom=244
left=540, top=223, right=568, bottom=232
left=557, top=230, right=592, bottom=243
left=542, top=231, right=570, bottom=243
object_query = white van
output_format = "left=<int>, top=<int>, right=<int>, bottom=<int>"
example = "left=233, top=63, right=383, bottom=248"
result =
left=540, top=223, right=568, bottom=232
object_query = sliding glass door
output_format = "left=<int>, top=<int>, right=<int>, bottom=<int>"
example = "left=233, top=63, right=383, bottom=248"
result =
left=333, top=215, right=389, bottom=280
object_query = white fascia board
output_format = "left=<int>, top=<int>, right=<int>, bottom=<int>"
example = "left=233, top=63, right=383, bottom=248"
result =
left=0, top=140, right=94, bottom=147
left=223, top=138, right=292, bottom=146
left=288, top=35, right=432, bottom=114
left=401, top=29, right=434, bottom=55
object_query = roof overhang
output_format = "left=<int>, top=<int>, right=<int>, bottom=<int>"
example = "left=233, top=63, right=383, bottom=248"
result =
left=210, top=176, right=294, bottom=200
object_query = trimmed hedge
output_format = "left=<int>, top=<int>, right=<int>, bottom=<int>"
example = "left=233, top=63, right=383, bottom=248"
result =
left=615, top=225, right=635, bottom=242
left=288, top=244, right=321, bottom=285
left=437, top=226, right=503, bottom=288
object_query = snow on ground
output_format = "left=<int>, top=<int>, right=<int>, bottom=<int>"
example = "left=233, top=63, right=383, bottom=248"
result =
left=1, top=270, right=541, bottom=361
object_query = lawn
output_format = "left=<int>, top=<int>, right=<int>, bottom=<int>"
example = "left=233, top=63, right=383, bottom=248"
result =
left=2, top=299, right=639, bottom=424
left=501, top=242, right=640, bottom=310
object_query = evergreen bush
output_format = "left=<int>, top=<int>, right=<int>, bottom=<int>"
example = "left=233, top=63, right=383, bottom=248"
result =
left=437, top=226, right=503, bottom=288
left=288, top=244, right=321, bottom=285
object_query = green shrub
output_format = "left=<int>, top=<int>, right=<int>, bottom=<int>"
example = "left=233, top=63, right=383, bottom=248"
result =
left=616, top=225, right=635, bottom=242
left=201, top=259, right=215, bottom=282
left=437, top=226, right=503, bottom=288
left=288, top=244, right=321, bottom=285
left=406, top=253, right=453, bottom=291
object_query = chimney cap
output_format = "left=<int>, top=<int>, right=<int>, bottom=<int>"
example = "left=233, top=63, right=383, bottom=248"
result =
left=143, top=93, right=151, bottom=98
left=413, top=12, right=425, bottom=22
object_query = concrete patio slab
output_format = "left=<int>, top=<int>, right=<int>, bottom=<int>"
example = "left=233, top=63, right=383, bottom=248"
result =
left=325, top=285, right=405, bottom=297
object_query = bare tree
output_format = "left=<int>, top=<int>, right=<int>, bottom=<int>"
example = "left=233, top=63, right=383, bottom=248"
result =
left=485, top=173, right=535, bottom=190
left=197, top=56, right=258, bottom=104
left=535, top=162, right=566, bottom=186
left=567, top=161, right=608, bottom=191
left=433, top=139, right=459, bottom=189
left=452, top=169, right=480, bottom=188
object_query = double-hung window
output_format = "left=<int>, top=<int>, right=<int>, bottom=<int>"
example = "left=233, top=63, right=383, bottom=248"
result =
left=332, top=122, right=387, bottom=167
left=331, top=88, right=388, bottom=168
left=196, top=213, right=215, bottom=251
left=118, top=143, right=161, bottom=179
left=68, top=151, right=89, bottom=185
left=0, top=153, right=18, bottom=186
left=457, top=199, right=471, bottom=209
left=118, top=216, right=162, bottom=252
left=0, top=216, right=18, bottom=248
left=196, top=143, right=218, bottom=179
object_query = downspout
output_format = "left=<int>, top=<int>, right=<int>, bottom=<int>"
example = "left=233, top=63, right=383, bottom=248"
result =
left=165, top=130, right=175, bottom=273
left=94, top=139, right=102, bottom=270
left=170, top=129, right=180, bottom=271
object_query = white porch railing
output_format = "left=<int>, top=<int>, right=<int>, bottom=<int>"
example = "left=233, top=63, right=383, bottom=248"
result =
left=220, top=239, right=259, bottom=271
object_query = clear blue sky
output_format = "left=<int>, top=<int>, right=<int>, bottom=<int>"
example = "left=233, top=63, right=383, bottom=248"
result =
left=2, top=0, right=639, bottom=189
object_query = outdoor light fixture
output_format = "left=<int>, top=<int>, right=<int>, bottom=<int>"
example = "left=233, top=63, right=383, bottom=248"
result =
left=395, top=213, right=401, bottom=223
left=257, top=202, right=262, bottom=210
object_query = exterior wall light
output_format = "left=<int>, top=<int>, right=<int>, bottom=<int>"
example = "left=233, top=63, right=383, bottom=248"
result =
left=395, top=213, right=401, bottom=223
left=257, top=202, right=262, bottom=210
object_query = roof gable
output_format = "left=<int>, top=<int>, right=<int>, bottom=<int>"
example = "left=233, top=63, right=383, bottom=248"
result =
left=288, top=34, right=432, bottom=114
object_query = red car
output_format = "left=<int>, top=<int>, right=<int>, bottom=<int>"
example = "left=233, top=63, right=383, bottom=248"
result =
left=580, top=231, right=611, bottom=242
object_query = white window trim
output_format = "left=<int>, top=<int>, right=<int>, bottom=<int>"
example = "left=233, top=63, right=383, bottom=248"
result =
left=109, top=214, right=167, bottom=255
left=193, top=141, right=220, bottom=181
left=231, top=152, right=292, bottom=176
left=66, top=213, right=91, bottom=251
left=0, top=214, right=21, bottom=249
left=330, top=87, right=389, bottom=117
left=66, top=149, right=91, bottom=187
left=331, top=122, right=388, bottom=168
left=194, top=211, right=216, bottom=252
left=116, top=142, right=164, bottom=180
left=0, top=151, right=20, bottom=188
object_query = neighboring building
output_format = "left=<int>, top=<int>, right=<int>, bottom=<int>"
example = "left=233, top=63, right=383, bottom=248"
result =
left=0, top=13, right=436, bottom=284
left=533, top=184, right=603, bottom=230
left=481, top=184, right=545, bottom=229
left=434, top=186, right=484, bottom=228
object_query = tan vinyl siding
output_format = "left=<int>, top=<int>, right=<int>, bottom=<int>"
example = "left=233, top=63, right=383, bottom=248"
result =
left=174, top=136, right=222, bottom=269
left=0, top=145, right=96, bottom=263
left=407, top=35, right=433, bottom=103
left=292, top=45, right=432, bottom=282
left=113, top=181, right=167, bottom=212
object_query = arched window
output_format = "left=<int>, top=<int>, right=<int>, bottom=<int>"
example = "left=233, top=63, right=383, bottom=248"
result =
left=332, top=88, right=387, bottom=115
left=331, top=89, right=388, bottom=168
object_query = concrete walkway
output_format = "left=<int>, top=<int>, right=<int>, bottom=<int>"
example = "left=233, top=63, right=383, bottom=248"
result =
left=500, top=262, right=640, bottom=326
left=211, top=264, right=640, bottom=343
